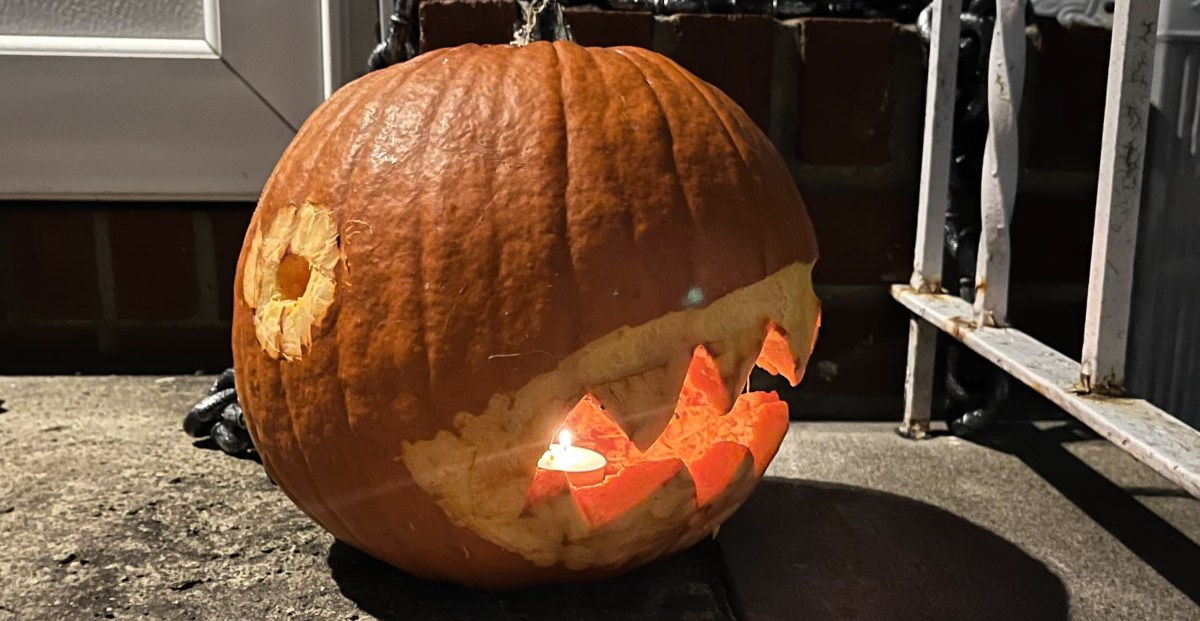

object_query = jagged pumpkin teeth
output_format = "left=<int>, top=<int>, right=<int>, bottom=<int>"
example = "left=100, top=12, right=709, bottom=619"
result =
left=234, top=39, right=821, bottom=589
left=585, top=348, right=693, bottom=451
left=690, top=442, right=755, bottom=508
left=757, top=321, right=800, bottom=386
left=560, top=395, right=641, bottom=474
left=711, top=347, right=759, bottom=416
left=676, top=345, right=728, bottom=414
left=716, top=393, right=791, bottom=477
left=572, top=459, right=691, bottom=529
left=532, top=350, right=784, bottom=521
left=523, top=468, right=572, bottom=514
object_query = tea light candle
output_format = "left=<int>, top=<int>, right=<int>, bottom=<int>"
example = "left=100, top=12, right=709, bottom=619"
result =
left=538, top=430, right=606, bottom=486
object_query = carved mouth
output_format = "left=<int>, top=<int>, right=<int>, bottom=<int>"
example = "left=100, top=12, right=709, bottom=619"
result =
left=524, top=321, right=798, bottom=529
left=401, top=262, right=820, bottom=571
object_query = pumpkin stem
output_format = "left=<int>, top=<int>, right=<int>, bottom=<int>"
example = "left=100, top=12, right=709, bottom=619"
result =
left=512, top=0, right=573, bottom=46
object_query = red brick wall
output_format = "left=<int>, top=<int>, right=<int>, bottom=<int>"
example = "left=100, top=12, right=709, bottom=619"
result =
left=0, top=203, right=251, bottom=373
left=0, top=10, right=1112, bottom=420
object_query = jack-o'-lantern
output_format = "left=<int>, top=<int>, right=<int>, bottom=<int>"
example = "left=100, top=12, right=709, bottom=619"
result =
left=232, top=40, right=820, bottom=589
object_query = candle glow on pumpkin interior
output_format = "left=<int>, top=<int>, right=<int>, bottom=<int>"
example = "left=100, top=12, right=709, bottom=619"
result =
left=523, top=321, right=801, bottom=523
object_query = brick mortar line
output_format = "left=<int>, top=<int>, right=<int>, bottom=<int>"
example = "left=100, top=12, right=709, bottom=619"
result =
left=191, top=211, right=222, bottom=324
left=768, top=19, right=798, bottom=161
left=0, top=210, right=12, bottom=326
left=92, top=211, right=118, bottom=354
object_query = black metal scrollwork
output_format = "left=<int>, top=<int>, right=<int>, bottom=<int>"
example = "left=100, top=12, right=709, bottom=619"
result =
left=369, top=0, right=420, bottom=70
left=918, top=0, right=1032, bottom=436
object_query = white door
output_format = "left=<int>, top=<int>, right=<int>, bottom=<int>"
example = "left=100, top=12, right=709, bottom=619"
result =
left=0, top=0, right=355, bottom=199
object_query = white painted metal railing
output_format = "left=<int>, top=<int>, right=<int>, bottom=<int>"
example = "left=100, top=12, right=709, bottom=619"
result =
left=896, top=0, right=1200, bottom=499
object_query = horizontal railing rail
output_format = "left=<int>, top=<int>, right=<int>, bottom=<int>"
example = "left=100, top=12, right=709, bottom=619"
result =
left=897, top=0, right=1200, bottom=499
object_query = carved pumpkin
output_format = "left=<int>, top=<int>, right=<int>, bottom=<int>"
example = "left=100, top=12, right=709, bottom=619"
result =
left=233, top=41, right=820, bottom=589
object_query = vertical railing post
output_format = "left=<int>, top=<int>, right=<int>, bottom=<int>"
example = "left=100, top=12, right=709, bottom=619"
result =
left=900, top=0, right=961, bottom=439
left=1080, top=0, right=1159, bottom=394
left=973, top=0, right=1026, bottom=328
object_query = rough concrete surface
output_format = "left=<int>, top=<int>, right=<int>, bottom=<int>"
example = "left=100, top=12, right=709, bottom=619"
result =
left=0, top=376, right=1197, bottom=620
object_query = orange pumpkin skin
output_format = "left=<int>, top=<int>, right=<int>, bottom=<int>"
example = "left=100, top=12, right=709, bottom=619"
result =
left=233, top=41, right=820, bottom=589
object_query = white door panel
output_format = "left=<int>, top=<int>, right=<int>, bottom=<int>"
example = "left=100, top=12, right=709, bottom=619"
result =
left=0, top=0, right=350, bottom=199
left=0, top=0, right=207, bottom=39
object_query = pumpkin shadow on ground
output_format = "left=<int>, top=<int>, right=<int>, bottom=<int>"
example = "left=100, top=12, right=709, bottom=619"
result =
left=719, top=478, right=1069, bottom=621
left=327, top=537, right=736, bottom=620
left=327, top=479, right=1068, bottom=620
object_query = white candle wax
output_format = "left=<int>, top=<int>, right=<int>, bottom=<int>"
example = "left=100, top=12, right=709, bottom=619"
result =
left=537, top=430, right=606, bottom=485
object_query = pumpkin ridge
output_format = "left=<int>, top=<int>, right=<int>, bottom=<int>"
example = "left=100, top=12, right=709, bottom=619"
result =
left=330, top=77, right=398, bottom=291
left=478, top=50, right=509, bottom=420
left=334, top=48, right=443, bottom=429
left=256, top=92, right=367, bottom=548
left=649, top=50, right=771, bottom=278
left=641, top=48, right=757, bottom=172
left=274, top=85, right=387, bottom=549
left=237, top=324, right=336, bottom=537
left=260, top=59, right=428, bottom=546
left=550, top=42, right=583, bottom=352
left=567, top=47, right=692, bottom=344
left=273, top=320, right=362, bottom=547
left=399, top=59, right=442, bottom=420
left=614, top=47, right=764, bottom=307
left=580, top=48, right=639, bottom=318
left=327, top=67, right=434, bottom=567
left=333, top=55, right=428, bottom=205
left=417, top=47, right=490, bottom=411
left=337, top=49, right=488, bottom=579
left=607, top=47, right=699, bottom=310
left=461, top=42, right=575, bottom=413
left=456, top=50, right=522, bottom=586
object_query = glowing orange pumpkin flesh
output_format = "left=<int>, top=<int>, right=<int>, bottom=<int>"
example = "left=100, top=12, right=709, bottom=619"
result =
left=524, top=323, right=795, bottom=522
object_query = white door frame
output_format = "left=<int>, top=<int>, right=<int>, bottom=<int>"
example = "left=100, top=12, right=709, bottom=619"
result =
left=0, top=0, right=350, bottom=200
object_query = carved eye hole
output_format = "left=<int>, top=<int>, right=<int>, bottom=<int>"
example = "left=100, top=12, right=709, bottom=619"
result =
left=242, top=201, right=339, bottom=360
left=276, top=252, right=311, bottom=300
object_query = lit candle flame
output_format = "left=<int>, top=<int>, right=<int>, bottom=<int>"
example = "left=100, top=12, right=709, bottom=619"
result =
left=550, top=429, right=571, bottom=461
left=538, top=427, right=606, bottom=482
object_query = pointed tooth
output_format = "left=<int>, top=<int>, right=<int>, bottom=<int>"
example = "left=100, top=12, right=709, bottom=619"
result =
left=669, top=442, right=757, bottom=555
left=690, top=442, right=755, bottom=508
left=520, top=470, right=592, bottom=541
left=711, top=344, right=758, bottom=413
left=587, top=349, right=693, bottom=451
left=572, top=458, right=691, bottom=529
left=522, top=469, right=571, bottom=516
left=678, top=345, right=730, bottom=414
left=645, top=346, right=727, bottom=465
left=561, top=395, right=642, bottom=473
left=718, top=394, right=790, bottom=477
left=756, top=320, right=800, bottom=386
